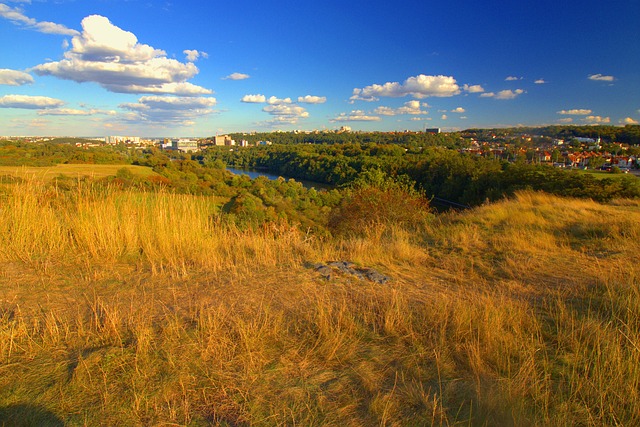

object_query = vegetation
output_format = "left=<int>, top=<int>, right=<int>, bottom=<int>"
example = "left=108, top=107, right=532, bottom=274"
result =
left=0, top=137, right=639, bottom=424
left=203, top=143, right=640, bottom=206
left=1, top=178, right=639, bottom=425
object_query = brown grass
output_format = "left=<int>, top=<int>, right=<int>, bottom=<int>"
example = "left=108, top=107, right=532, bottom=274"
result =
left=0, top=164, right=158, bottom=181
left=0, top=182, right=639, bottom=426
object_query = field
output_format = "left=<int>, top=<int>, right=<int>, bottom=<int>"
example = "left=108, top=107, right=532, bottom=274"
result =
left=0, top=179, right=639, bottom=425
left=0, top=164, right=158, bottom=181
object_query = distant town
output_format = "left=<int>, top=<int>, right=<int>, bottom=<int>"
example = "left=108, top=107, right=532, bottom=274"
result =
left=2, top=125, right=639, bottom=172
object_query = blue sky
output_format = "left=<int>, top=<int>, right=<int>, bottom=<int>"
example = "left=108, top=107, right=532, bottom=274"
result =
left=1, top=0, right=639, bottom=137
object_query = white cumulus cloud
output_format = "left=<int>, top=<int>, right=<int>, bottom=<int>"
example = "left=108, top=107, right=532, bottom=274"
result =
left=588, top=74, right=615, bottom=82
left=620, top=117, right=639, bottom=125
left=266, top=96, right=292, bottom=105
left=298, top=95, right=326, bottom=104
left=374, top=100, right=427, bottom=116
left=331, top=110, right=381, bottom=122
left=0, top=94, right=65, bottom=109
left=451, top=107, right=465, bottom=113
left=484, top=89, right=525, bottom=100
left=534, top=79, right=546, bottom=84
left=183, top=49, right=208, bottom=62
left=505, top=76, right=523, bottom=81
left=0, top=69, right=34, bottom=86
left=119, top=95, right=217, bottom=125
left=557, top=109, right=592, bottom=115
left=350, top=74, right=460, bottom=102
left=262, top=104, right=308, bottom=118
left=582, top=115, right=611, bottom=124
left=223, top=72, right=250, bottom=80
left=241, top=94, right=266, bottom=103
left=30, top=15, right=211, bottom=96
left=0, top=3, right=79, bottom=36
left=463, top=84, right=485, bottom=93
left=37, top=108, right=117, bottom=116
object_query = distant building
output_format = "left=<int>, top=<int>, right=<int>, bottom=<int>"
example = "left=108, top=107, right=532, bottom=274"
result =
left=425, top=128, right=441, bottom=134
left=214, top=135, right=235, bottom=146
left=171, top=139, right=199, bottom=152
left=105, top=136, right=140, bottom=145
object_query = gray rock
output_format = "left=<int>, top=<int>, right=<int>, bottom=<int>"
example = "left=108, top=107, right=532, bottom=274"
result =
left=314, top=263, right=332, bottom=280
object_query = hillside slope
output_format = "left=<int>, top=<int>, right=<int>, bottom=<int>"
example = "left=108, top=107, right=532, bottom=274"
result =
left=1, top=184, right=639, bottom=426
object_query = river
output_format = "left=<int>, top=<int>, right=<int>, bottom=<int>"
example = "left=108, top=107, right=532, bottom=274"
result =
left=226, top=167, right=332, bottom=191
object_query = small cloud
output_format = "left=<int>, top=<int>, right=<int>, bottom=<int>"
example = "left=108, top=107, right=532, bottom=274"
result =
left=441, top=114, right=448, bottom=120
left=37, top=108, right=117, bottom=116
left=494, top=89, right=525, bottom=100
left=505, top=76, right=523, bottom=81
left=480, top=92, right=495, bottom=98
left=263, top=104, right=308, bottom=119
left=0, top=94, right=64, bottom=109
left=557, top=118, right=574, bottom=123
left=374, top=100, right=427, bottom=116
left=297, top=95, right=326, bottom=104
left=620, top=117, right=639, bottom=125
left=266, top=96, right=292, bottom=105
left=0, top=68, right=34, bottom=86
left=588, top=74, right=615, bottom=82
left=582, top=115, right=610, bottom=124
left=0, top=3, right=79, bottom=36
left=557, top=109, right=592, bottom=115
left=223, top=72, right=250, bottom=80
left=534, top=79, right=546, bottom=84
left=451, top=107, right=465, bottom=113
left=331, top=110, right=381, bottom=122
left=463, top=84, right=484, bottom=93
left=184, top=49, right=207, bottom=62
left=241, top=94, right=266, bottom=103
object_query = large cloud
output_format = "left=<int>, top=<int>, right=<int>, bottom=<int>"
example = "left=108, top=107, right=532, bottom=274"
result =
left=119, top=95, right=217, bottom=125
left=30, top=15, right=211, bottom=96
left=350, top=74, right=460, bottom=102
left=0, top=94, right=64, bottom=109
left=0, top=69, right=34, bottom=86
left=0, top=3, right=79, bottom=36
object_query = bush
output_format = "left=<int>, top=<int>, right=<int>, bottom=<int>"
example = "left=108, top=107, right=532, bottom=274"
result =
left=328, top=184, right=431, bottom=237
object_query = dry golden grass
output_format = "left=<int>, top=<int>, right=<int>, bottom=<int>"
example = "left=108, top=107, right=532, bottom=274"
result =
left=0, top=164, right=158, bottom=181
left=0, top=182, right=639, bottom=426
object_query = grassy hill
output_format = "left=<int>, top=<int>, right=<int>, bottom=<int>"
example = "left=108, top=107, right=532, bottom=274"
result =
left=0, top=180, right=639, bottom=425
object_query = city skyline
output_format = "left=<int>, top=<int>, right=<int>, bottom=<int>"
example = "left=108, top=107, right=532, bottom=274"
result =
left=1, top=0, right=639, bottom=137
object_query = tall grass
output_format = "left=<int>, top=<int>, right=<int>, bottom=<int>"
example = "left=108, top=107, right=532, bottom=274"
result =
left=0, top=179, right=311, bottom=276
left=1, top=182, right=639, bottom=425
